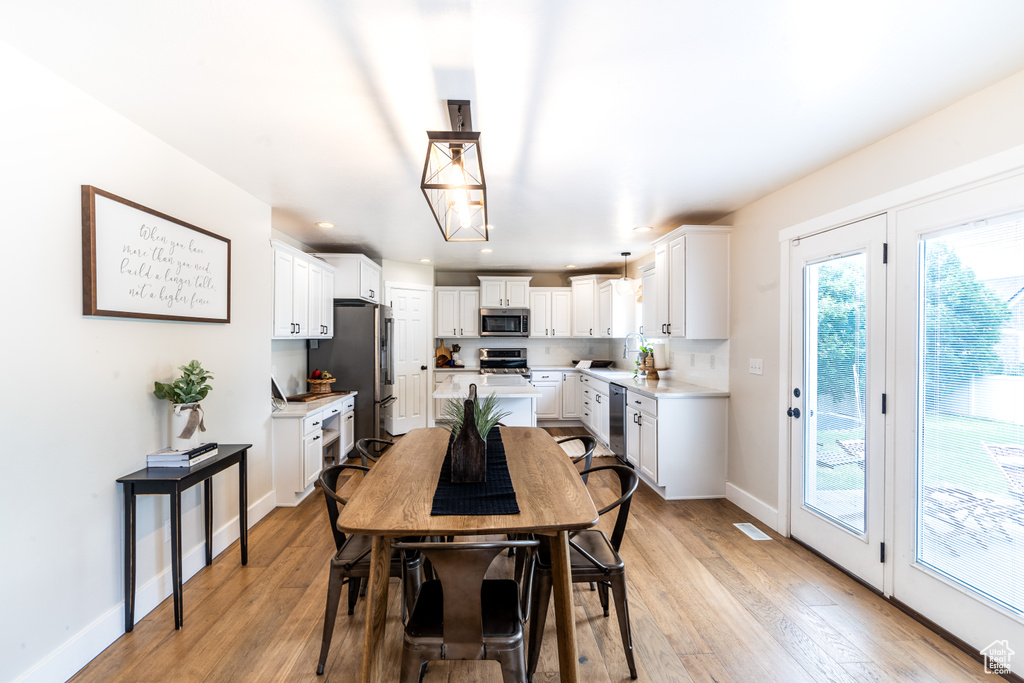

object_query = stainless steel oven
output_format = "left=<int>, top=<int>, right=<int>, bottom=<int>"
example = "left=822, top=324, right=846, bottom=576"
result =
left=480, top=308, right=529, bottom=337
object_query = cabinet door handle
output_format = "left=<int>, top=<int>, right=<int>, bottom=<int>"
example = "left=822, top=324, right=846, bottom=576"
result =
left=637, top=415, right=643, bottom=425
left=313, top=434, right=320, bottom=441
left=661, top=324, right=667, bottom=334
left=312, top=421, right=320, bottom=427
left=607, top=327, right=611, bottom=335
left=589, top=328, right=593, bottom=335
left=460, top=328, right=463, bottom=335
left=635, top=400, right=642, bottom=404
left=667, top=323, right=671, bottom=334
left=453, top=328, right=457, bottom=335
left=640, top=325, right=643, bottom=334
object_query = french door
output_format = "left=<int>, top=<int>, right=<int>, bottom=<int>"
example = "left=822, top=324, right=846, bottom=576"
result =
left=789, top=214, right=887, bottom=589
left=384, top=284, right=430, bottom=436
left=892, top=173, right=1024, bottom=653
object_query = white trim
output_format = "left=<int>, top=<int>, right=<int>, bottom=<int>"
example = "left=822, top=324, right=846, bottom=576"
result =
left=14, top=490, right=276, bottom=683
left=726, top=482, right=780, bottom=531
left=777, top=239, right=792, bottom=536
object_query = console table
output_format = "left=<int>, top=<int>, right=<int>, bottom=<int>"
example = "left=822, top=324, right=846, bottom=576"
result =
left=117, top=443, right=251, bottom=631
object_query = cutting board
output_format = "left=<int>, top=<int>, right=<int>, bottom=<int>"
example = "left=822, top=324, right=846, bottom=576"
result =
left=286, top=391, right=349, bottom=402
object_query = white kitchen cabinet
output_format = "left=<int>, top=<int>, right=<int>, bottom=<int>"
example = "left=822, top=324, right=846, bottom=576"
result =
left=561, top=371, right=579, bottom=418
left=579, top=374, right=610, bottom=445
left=478, top=276, right=531, bottom=308
left=639, top=262, right=656, bottom=338
left=625, top=406, right=641, bottom=467
left=322, top=269, right=335, bottom=337
left=650, top=226, right=731, bottom=340
left=597, top=280, right=636, bottom=338
left=570, top=275, right=615, bottom=337
left=529, top=288, right=572, bottom=337
left=314, top=253, right=381, bottom=303
left=272, top=241, right=334, bottom=339
left=435, top=287, right=480, bottom=337
left=530, top=370, right=562, bottom=419
left=302, top=427, right=323, bottom=489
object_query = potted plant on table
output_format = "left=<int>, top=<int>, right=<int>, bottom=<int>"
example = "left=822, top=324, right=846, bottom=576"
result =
left=154, top=360, right=214, bottom=450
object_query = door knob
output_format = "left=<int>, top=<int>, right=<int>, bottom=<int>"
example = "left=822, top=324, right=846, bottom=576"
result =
left=787, top=407, right=802, bottom=418
left=420, top=365, right=428, bottom=370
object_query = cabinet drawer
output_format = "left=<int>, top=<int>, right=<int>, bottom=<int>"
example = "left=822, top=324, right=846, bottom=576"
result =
left=581, top=386, right=593, bottom=400
left=341, top=395, right=355, bottom=412
left=531, top=371, right=559, bottom=382
left=627, top=391, right=657, bottom=417
left=303, top=411, right=324, bottom=435
left=323, top=402, right=343, bottom=418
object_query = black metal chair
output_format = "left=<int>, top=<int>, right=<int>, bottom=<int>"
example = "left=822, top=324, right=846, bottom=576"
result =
left=392, top=539, right=539, bottom=683
left=526, top=465, right=640, bottom=680
left=316, top=464, right=423, bottom=675
left=555, top=435, right=596, bottom=483
left=355, top=437, right=394, bottom=466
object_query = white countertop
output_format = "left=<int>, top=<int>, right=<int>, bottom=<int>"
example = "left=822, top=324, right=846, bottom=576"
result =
left=270, top=391, right=357, bottom=418
left=433, top=373, right=542, bottom=398
left=530, top=365, right=729, bottom=398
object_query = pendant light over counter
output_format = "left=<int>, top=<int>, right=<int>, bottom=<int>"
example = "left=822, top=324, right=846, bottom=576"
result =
left=615, top=251, right=636, bottom=295
left=420, top=100, right=488, bottom=242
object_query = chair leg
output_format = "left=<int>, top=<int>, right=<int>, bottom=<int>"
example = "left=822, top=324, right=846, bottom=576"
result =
left=399, top=645, right=425, bottom=683
left=518, top=549, right=536, bottom=621
left=610, top=574, right=637, bottom=679
left=347, top=576, right=361, bottom=615
left=497, top=643, right=528, bottom=683
left=526, top=569, right=552, bottom=681
left=317, top=564, right=346, bottom=675
left=597, top=581, right=610, bottom=617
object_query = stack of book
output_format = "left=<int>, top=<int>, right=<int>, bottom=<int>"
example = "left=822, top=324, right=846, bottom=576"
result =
left=147, top=442, right=219, bottom=468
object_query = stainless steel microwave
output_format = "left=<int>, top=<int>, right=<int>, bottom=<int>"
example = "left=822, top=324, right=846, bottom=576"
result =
left=480, top=308, right=530, bottom=337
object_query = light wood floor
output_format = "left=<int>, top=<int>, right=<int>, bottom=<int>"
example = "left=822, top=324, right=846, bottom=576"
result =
left=73, top=431, right=993, bottom=682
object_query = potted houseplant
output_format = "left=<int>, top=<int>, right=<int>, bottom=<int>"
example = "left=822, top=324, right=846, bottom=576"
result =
left=154, top=360, right=214, bottom=450
left=635, top=341, right=653, bottom=377
left=441, top=385, right=511, bottom=483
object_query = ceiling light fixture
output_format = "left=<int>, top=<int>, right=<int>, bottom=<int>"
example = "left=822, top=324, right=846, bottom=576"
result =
left=565, top=264, right=577, bottom=269
left=615, top=251, right=636, bottom=295
left=480, top=248, right=493, bottom=253
left=633, top=226, right=653, bottom=233
left=315, top=222, right=335, bottom=229
left=421, top=100, right=487, bottom=242
left=419, top=258, right=432, bottom=263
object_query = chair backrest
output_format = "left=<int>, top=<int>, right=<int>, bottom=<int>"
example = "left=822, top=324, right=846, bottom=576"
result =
left=579, top=464, right=639, bottom=552
left=557, top=435, right=596, bottom=484
left=392, top=539, right=538, bottom=658
left=355, top=438, right=394, bottom=466
left=319, top=464, right=370, bottom=551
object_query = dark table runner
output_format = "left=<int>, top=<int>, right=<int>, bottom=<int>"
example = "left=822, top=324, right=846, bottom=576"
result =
left=430, top=427, right=520, bottom=515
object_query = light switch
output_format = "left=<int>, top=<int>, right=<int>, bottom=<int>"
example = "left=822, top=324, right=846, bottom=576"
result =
left=749, top=358, right=763, bottom=375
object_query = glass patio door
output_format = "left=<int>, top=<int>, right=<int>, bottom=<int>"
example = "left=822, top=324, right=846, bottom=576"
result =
left=893, top=175, right=1024, bottom=656
left=790, top=214, right=887, bottom=590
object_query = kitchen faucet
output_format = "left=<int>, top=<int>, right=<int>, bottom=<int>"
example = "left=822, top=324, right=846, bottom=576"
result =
left=623, top=332, right=645, bottom=359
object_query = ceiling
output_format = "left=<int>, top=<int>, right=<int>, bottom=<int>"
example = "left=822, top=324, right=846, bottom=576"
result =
left=5, top=1, right=1024, bottom=272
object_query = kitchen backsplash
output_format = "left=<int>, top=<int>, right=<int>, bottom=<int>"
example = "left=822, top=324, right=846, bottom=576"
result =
left=436, top=337, right=618, bottom=368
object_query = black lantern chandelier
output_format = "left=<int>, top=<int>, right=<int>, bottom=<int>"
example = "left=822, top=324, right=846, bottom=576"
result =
left=420, top=100, right=488, bottom=242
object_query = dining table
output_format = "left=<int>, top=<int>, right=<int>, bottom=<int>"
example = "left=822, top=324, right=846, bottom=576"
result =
left=334, top=426, right=599, bottom=683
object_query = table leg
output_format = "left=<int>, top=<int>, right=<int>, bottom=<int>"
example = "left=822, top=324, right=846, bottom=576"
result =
left=550, top=530, right=580, bottom=683
left=170, top=488, right=184, bottom=629
left=203, top=479, right=213, bottom=566
left=239, top=452, right=248, bottom=565
left=360, top=535, right=391, bottom=683
left=123, top=483, right=136, bottom=633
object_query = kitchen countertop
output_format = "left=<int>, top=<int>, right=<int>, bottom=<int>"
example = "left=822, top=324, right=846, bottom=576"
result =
left=530, top=365, right=730, bottom=399
left=271, top=391, right=357, bottom=418
left=433, top=373, right=542, bottom=398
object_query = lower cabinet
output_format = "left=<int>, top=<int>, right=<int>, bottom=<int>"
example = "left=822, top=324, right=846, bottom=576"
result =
left=561, top=371, right=579, bottom=418
left=272, top=394, right=356, bottom=506
left=531, top=370, right=562, bottom=419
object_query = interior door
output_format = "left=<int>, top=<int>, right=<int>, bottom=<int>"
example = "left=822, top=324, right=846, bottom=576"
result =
left=385, top=284, right=429, bottom=435
left=789, top=214, right=887, bottom=589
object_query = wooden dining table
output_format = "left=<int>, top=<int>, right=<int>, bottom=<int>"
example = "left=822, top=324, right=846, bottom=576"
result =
left=334, top=426, right=599, bottom=683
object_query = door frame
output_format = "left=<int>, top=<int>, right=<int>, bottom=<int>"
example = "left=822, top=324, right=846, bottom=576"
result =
left=383, top=281, right=433, bottom=433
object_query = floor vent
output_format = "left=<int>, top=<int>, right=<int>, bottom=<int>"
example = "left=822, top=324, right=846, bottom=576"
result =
left=734, top=522, right=772, bottom=540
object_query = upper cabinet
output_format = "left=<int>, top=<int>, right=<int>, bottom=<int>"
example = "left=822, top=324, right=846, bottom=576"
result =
left=314, top=253, right=382, bottom=303
left=529, top=288, right=572, bottom=337
left=639, top=262, right=656, bottom=338
left=597, top=279, right=637, bottom=337
left=272, top=241, right=335, bottom=339
left=570, top=275, right=617, bottom=337
left=478, top=276, right=531, bottom=308
left=435, top=287, right=480, bottom=338
left=649, top=226, right=730, bottom=340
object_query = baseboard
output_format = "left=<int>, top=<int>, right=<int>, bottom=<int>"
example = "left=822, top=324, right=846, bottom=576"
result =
left=15, top=490, right=277, bottom=683
left=725, top=482, right=779, bottom=532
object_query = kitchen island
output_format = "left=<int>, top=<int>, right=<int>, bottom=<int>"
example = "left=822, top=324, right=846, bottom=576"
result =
left=432, top=373, right=541, bottom=427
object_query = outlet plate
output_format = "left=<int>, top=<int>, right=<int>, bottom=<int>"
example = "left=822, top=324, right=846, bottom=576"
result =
left=749, top=358, right=763, bottom=375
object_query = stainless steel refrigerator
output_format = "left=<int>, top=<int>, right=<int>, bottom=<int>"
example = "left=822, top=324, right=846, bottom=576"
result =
left=308, top=301, right=395, bottom=446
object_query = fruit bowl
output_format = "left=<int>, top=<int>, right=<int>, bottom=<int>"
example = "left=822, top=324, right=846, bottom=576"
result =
left=307, top=378, right=336, bottom=394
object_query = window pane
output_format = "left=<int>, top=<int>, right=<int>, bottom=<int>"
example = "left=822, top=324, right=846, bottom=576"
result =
left=918, top=211, right=1024, bottom=615
left=804, top=253, right=867, bottom=534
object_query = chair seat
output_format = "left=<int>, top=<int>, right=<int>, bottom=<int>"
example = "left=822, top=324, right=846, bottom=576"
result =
left=406, top=579, right=523, bottom=639
left=336, top=534, right=406, bottom=573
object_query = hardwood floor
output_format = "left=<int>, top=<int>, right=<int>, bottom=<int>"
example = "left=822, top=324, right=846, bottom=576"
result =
left=73, top=434, right=993, bottom=682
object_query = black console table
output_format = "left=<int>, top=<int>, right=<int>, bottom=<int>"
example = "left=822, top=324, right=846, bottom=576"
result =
left=117, top=443, right=251, bottom=631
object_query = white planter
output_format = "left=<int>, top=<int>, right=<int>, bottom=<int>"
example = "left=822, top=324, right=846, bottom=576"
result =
left=170, top=403, right=204, bottom=450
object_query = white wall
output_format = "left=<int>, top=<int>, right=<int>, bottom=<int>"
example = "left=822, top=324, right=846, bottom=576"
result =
left=722, top=68, right=1024, bottom=523
left=0, top=40, right=275, bottom=682
left=382, top=259, right=434, bottom=288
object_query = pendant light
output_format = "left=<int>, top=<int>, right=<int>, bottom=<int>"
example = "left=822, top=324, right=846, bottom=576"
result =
left=420, top=100, right=488, bottom=242
left=615, top=251, right=636, bottom=295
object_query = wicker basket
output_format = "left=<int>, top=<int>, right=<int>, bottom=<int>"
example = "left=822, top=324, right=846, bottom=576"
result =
left=307, top=378, right=335, bottom=394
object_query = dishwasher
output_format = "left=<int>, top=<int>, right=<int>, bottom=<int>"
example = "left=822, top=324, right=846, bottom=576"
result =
left=609, top=383, right=629, bottom=465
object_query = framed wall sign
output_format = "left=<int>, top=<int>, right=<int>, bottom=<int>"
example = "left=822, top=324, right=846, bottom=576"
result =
left=82, top=186, right=231, bottom=323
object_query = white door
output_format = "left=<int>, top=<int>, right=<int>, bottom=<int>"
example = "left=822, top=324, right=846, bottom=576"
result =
left=892, top=174, right=1024, bottom=653
left=385, top=284, right=430, bottom=435
left=789, top=214, right=887, bottom=589
left=506, top=279, right=530, bottom=307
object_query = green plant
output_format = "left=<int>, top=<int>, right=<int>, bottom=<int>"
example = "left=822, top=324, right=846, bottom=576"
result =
left=442, top=391, right=512, bottom=438
left=153, top=360, right=214, bottom=404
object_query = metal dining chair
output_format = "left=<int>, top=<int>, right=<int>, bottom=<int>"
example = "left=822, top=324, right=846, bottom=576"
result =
left=355, top=437, right=394, bottom=466
left=392, top=539, right=539, bottom=683
left=316, top=464, right=423, bottom=676
left=525, top=464, right=640, bottom=680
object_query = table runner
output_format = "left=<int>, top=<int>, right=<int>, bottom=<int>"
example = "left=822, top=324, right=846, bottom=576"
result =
left=430, top=427, right=520, bottom=515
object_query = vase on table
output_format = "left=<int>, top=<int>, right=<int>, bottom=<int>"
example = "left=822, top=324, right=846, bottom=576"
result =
left=170, top=402, right=206, bottom=450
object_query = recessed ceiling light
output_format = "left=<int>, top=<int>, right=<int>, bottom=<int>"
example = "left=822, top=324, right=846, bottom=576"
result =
left=480, top=248, right=493, bottom=253
left=565, top=264, right=577, bottom=269
left=633, top=226, right=653, bottom=232
left=419, top=258, right=431, bottom=263
left=315, top=222, right=335, bottom=229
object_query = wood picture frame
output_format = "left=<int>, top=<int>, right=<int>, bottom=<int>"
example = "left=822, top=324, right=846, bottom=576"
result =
left=82, top=185, right=231, bottom=323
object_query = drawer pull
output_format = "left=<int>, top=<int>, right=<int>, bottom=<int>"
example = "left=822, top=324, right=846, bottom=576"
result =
left=313, top=435, right=321, bottom=441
